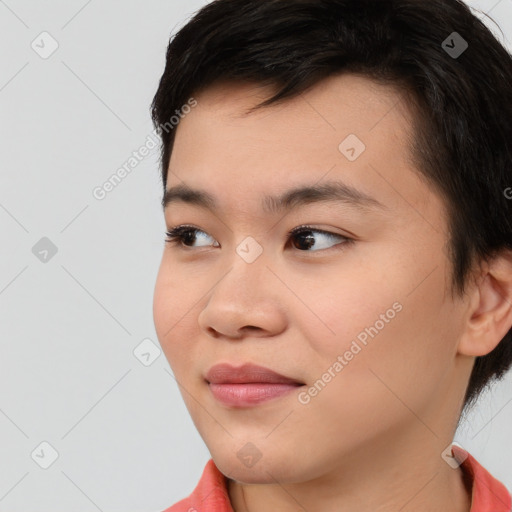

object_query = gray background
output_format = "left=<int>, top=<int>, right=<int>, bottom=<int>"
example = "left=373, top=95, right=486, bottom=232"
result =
left=0, top=1, right=511, bottom=510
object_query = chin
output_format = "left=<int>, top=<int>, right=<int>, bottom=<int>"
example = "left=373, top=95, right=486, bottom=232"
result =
left=210, top=444, right=308, bottom=485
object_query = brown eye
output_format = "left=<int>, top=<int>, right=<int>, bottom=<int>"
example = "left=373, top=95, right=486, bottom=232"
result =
left=288, top=226, right=352, bottom=252
left=165, top=226, right=219, bottom=248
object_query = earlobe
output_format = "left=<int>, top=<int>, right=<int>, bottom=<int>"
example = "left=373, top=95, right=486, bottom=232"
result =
left=457, top=252, right=512, bottom=357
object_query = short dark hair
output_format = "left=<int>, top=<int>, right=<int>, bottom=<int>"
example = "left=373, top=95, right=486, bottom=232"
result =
left=151, top=0, right=512, bottom=415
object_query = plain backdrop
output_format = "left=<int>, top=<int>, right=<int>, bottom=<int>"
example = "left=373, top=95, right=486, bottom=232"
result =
left=0, top=1, right=511, bottom=510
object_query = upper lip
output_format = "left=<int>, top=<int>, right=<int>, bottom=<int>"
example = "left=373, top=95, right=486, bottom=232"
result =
left=205, top=363, right=304, bottom=385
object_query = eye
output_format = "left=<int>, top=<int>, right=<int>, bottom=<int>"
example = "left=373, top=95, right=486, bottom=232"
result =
left=287, top=225, right=352, bottom=251
left=165, top=225, right=219, bottom=248
left=165, top=224, right=353, bottom=251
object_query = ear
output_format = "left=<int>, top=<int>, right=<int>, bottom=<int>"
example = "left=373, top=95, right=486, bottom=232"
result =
left=458, top=250, right=512, bottom=357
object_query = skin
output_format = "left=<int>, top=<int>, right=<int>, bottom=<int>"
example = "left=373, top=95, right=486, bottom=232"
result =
left=153, top=74, right=512, bottom=512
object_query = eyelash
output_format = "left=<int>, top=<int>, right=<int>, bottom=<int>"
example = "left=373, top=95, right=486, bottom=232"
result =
left=164, top=224, right=354, bottom=252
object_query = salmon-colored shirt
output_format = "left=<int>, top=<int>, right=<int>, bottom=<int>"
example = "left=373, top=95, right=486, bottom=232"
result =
left=162, top=446, right=511, bottom=512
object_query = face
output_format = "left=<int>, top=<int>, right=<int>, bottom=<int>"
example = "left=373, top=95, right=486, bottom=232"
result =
left=153, top=74, right=471, bottom=484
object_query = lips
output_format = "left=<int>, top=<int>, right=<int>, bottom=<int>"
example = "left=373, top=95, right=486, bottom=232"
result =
left=205, top=363, right=304, bottom=385
left=205, top=363, right=305, bottom=407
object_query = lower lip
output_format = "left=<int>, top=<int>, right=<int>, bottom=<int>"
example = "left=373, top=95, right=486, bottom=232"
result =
left=208, top=382, right=302, bottom=407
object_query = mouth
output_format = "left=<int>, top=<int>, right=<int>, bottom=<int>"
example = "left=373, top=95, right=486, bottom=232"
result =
left=205, top=363, right=305, bottom=407
left=205, top=362, right=305, bottom=385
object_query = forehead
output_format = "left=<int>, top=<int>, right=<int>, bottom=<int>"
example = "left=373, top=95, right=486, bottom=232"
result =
left=185, top=74, right=412, bottom=133
left=166, top=73, right=434, bottom=220
left=169, top=73, right=413, bottom=166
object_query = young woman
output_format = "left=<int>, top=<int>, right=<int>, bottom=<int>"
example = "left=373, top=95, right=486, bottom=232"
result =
left=151, top=1, right=512, bottom=510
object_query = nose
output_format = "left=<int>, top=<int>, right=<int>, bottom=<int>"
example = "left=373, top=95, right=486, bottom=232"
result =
left=197, top=252, right=287, bottom=340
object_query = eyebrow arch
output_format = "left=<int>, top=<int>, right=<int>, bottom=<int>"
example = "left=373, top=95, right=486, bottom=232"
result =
left=162, top=181, right=388, bottom=214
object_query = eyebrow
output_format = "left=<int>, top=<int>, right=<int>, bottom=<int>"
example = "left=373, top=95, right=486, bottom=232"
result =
left=162, top=181, right=388, bottom=214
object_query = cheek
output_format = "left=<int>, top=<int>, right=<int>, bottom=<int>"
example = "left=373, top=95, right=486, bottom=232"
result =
left=286, top=277, right=457, bottom=460
left=290, top=266, right=406, bottom=359
left=296, top=252, right=456, bottom=398
left=153, top=263, right=175, bottom=343
left=153, top=260, right=198, bottom=367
